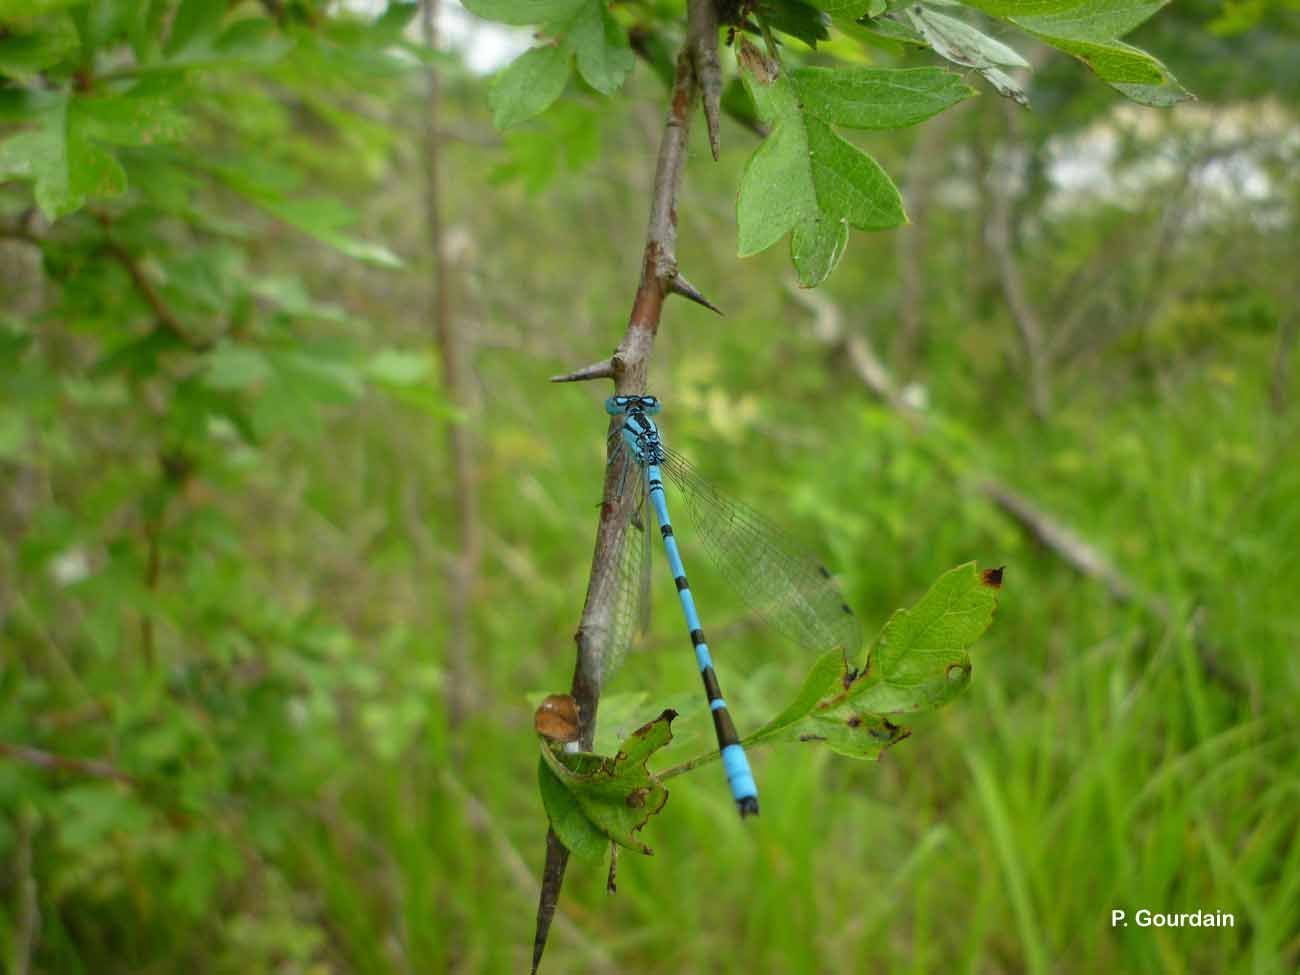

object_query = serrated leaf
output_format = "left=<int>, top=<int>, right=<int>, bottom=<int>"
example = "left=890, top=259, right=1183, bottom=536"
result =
left=746, top=563, right=1000, bottom=759
left=0, top=97, right=124, bottom=220
left=906, top=5, right=1029, bottom=105
left=959, top=0, right=1189, bottom=106
left=852, top=561, right=998, bottom=713
left=568, top=1, right=632, bottom=95
left=737, top=41, right=971, bottom=286
left=489, top=44, right=571, bottom=129
left=538, top=709, right=675, bottom=859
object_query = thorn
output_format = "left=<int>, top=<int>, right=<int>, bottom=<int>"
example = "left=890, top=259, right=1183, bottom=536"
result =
left=669, top=274, right=723, bottom=315
left=550, top=359, right=617, bottom=383
left=688, top=0, right=722, bottom=161
left=701, top=74, right=722, bottom=162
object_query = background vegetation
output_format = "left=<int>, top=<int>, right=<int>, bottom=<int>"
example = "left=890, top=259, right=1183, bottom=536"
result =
left=2, top=0, right=1298, bottom=972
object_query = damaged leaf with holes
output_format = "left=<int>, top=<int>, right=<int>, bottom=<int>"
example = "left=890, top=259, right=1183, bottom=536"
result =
left=746, top=563, right=1001, bottom=759
left=538, top=708, right=677, bottom=860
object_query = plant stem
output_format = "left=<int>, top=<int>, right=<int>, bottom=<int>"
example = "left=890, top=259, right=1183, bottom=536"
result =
left=532, top=2, right=718, bottom=969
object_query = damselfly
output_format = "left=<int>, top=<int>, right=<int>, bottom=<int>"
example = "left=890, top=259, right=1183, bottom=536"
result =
left=598, top=394, right=862, bottom=817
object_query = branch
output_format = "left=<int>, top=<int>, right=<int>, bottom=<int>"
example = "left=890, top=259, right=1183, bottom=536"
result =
left=0, top=741, right=136, bottom=785
left=533, top=6, right=711, bottom=970
left=687, top=0, right=722, bottom=161
left=102, top=238, right=210, bottom=350
left=893, top=101, right=963, bottom=375
left=551, top=359, right=616, bottom=384
left=10, top=809, right=38, bottom=975
left=629, top=24, right=769, bottom=141
left=421, top=0, right=481, bottom=736
left=784, top=282, right=1245, bottom=697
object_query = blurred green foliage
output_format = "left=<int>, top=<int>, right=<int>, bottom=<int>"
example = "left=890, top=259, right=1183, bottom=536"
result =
left=2, top=0, right=1298, bottom=973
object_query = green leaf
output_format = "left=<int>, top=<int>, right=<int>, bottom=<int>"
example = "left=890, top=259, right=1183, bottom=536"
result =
left=756, top=0, right=832, bottom=49
left=365, top=348, right=433, bottom=386
left=736, top=41, right=971, bottom=286
left=374, top=1, right=420, bottom=40
left=77, top=93, right=191, bottom=145
left=905, top=5, right=1029, bottom=105
left=538, top=709, right=676, bottom=859
left=791, top=64, right=977, bottom=129
left=492, top=101, right=602, bottom=193
left=204, top=343, right=272, bottom=390
left=746, top=563, right=1001, bottom=760
left=852, top=561, right=999, bottom=713
left=0, top=14, right=79, bottom=78
left=0, top=97, right=123, bottom=220
left=461, top=0, right=585, bottom=26
left=0, top=0, right=83, bottom=17
left=0, top=91, right=188, bottom=219
left=848, top=12, right=927, bottom=46
left=246, top=194, right=403, bottom=269
left=489, top=44, right=571, bottom=129
left=958, top=0, right=1190, bottom=105
left=567, top=2, right=632, bottom=95
left=165, top=0, right=227, bottom=55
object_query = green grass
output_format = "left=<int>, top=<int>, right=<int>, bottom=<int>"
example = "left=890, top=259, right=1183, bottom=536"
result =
left=3, top=80, right=1298, bottom=975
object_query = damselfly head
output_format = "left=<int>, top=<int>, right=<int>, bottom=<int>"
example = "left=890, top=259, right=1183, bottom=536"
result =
left=605, top=394, right=662, bottom=416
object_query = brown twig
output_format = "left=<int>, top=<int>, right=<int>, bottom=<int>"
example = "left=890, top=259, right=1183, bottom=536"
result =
left=532, top=5, right=714, bottom=970
left=629, top=23, right=769, bottom=141
left=893, top=102, right=963, bottom=375
left=101, top=237, right=209, bottom=349
left=0, top=741, right=136, bottom=785
left=421, top=0, right=480, bottom=736
left=10, top=809, right=38, bottom=975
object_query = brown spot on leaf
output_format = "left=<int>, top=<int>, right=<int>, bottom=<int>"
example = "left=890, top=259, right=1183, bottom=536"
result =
left=632, top=708, right=677, bottom=738
left=737, top=38, right=778, bottom=84
left=847, top=715, right=862, bottom=728
left=534, top=694, right=580, bottom=743
left=980, top=566, right=1005, bottom=589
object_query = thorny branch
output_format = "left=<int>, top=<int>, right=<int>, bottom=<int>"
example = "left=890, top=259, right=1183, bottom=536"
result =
left=533, top=2, right=721, bottom=971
